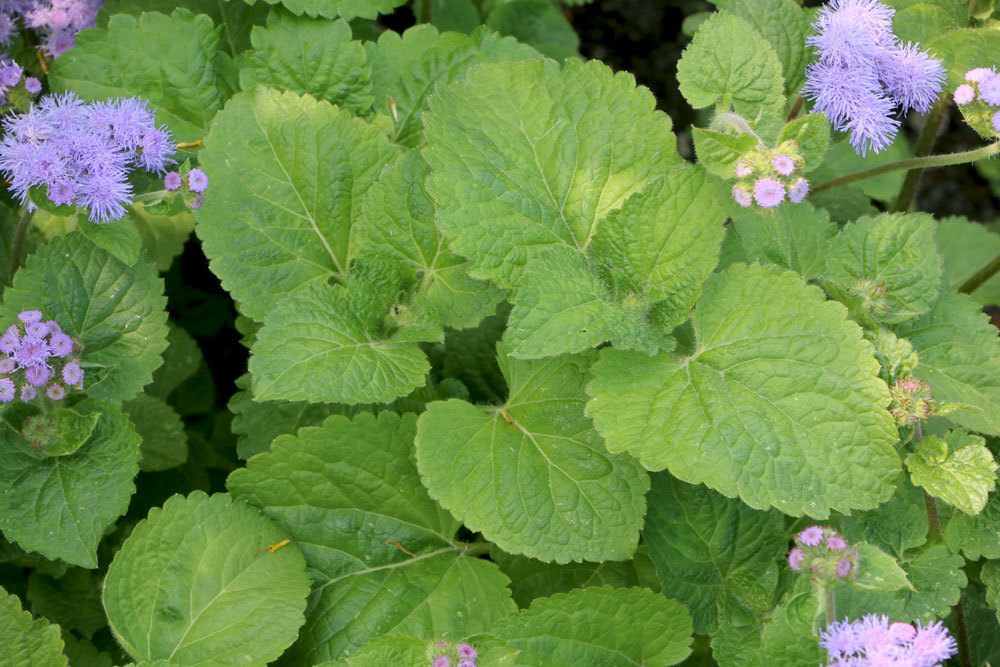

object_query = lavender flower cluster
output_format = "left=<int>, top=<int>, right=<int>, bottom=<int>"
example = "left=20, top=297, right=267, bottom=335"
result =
left=0, top=60, right=40, bottom=105
left=954, top=68, right=1000, bottom=134
left=431, top=641, right=478, bottom=667
left=731, top=146, right=809, bottom=209
left=821, top=615, right=957, bottom=666
left=0, top=92, right=174, bottom=222
left=803, top=0, right=944, bottom=156
left=0, top=310, right=83, bottom=404
left=0, top=0, right=102, bottom=58
left=164, top=168, right=209, bottom=209
left=787, top=525, right=858, bottom=580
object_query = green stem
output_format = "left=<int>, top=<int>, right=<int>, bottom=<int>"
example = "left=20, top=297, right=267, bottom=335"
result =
left=959, top=252, right=1000, bottom=294
left=892, top=95, right=952, bottom=212
left=825, top=587, right=836, bottom=625
left=811, top=141, right=1000, bottom=196
left=420, top=0, right=432, bottom=23
left=460, top=541, right=491, bottom=557
left=8, top=209, right=33, bottom=285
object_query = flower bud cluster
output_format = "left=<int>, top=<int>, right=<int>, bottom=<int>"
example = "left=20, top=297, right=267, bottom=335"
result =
left=889, top=377, right=933, bottom=427
left=787, top=525, right=858, bottom=582
left=431, top=641, right=478, bottom=667
left=731, top=142, right=809, bottom=210
left=953, top=68, right=1000, bottom=136
left=164, top=167, right=209, bottom=210
left=0, top=310, right=83, bottom=404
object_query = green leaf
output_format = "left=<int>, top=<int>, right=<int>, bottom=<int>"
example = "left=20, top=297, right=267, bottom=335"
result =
left=27, top=569, right=106, bottom=639
left=929, top=26, right=1000, bottom=87
left=587, top=263, right=900, bottom=517
left=248, top=279, right=431, bottom=404
left=17, top=407, right=100, bottom=458
left=128, top=206, right=196, bottom=273
left=0, top=399, right=139, bottom=568
left=779, top=114, right=832, bottom=171
left=366, top=25, right=542, bottom=147
left=852, top=542, right=913, bottom=592
left=243, top=0, right=406, bottom=20
left=324, top=634, right=518, bottom=666
left=715, top=0, right=808, bottom=94
left=103, top=492, right=310, bottom=664
left=936, top=216, right=1000, bottom=307
left=907, top=429, right=997, bottom=515
left=944, top=491, right=1000, bottom=559
left=490, top=548, right=654, bottom=608
left=643, top=474, right=786, bottom=634
left=147, top=325, right=202, bottom=401
left=357, top=151, right=503, bottom=330
left=888, top=0, right=964, bottom=46
left=485, top=0, right=579, bottom=60
left=227, top=412, right=517, bottom=663
left=416, top=347, right=648, bottom=563
left=493, top=587, right=693, bottom=666
left=49, top=10, right=222, bottom=141
left=691, top=127, right=758, bottom=178
left=0, top=587, right=67, bottom=666
left=1, top=237, right=168, bottom=401
left=196, top=86, right=399, bottom=321
left=240, top=14, right=373, bottom=114
left=810, top=135, right=910, bottom=204
left=842, top=479, right=928, bottom=557
left=826, top=213, right=943, bottom=325
left=424, top=58, right=679, bottom=288
left=894, top=291, right=1000, bottom=435
left=731, top=202, right=836, bottom=279
left=75, top=219, right=143, bottom=267
left=124, top=395, right=189, bottom=472
left=984, top=561, right=1000, bottom=623
left=62, top=634, right=115, bottom=667
left=676, top=13, right=785, bottom=133
left=900, top=545, right=966, bottom=620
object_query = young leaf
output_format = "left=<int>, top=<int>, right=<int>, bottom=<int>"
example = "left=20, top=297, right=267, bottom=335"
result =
left=643, top=474, right=787, bottom=634
left=415, top=347, right=649, bottom=563
left=26, top=569, right=106, bottom=639
left=325, top=634, right=518, bottom=667
left=227, top=412, right=517, bottom=663
left=0, top=236, right=169, bottom=401
left=493, top=587, right=693, bottom=666
left=366, top=25, right=542, bottom=147
left=196, top=87, right=399, bottom=321
left=124, top=395, right=189, bottom=472
left=826, top=213, right=943, bottom=325
left=102, top=492, right=311, bottom=665
left=246, top=0, right=406, bottom=20
left=944, top=491, right=1000, bottom=559
left=842, top=479, right=928, bottom=557
left=48, top=10, right=223, bottom=141
left=894, top=291, right=1000, bottom=435
left=676, top=13, right=785, bottom=134
left=0, top=399, right=140, bottom=568
left=75, top=218, right=143, bottom=267
left=936, top=216, right=1000, bottom=307
left=851, top=542, right=913, bottom=592
left=906, top=430, right=997, bottom=515
left=127, top=206, right=195, bottom=273
left=0, top=587, right=67, bottom=666
left=778, top=114, right=832, bottom=171
left=587, top=263, right=900, bottom=517
left=424, top=58, right=679, bottom=288
left=714, top=0, right=808, bottom=94
left=691, top=127, right=759, bottom=178
left=731, top=202, right=837, bottom=279
left=240, top=13, right=374, bottom=114
left=357, top=151, right=503, bottom=330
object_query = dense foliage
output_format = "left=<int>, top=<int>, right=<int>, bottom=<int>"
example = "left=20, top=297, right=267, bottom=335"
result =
left=0, top=0, right=998, bottom=665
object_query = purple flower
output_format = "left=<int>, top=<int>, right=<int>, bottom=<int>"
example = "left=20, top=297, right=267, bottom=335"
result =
left=49, top=332, right=73, bottom=358
left=24, top=77, right=41, bottom=95
left=772, top=154, right=795, bottom=176
left=845, top=94, right=900, bottom=156
left=807, top=0, right=895, bottom=66
left=187, top=168, right=208, bottom=193
left=0, top=377, right=13, bottom=402
left=753, top=178, right=785, bottom=208
left=164, top=171, right=182, bottom=191
left=910, top=621, right=957, bottom=665
left=45, top=383, right=65, bottom=401
left=797, top=526, right=825, bottom=546
left=25, top=365, right=52, bottom=387
left=788, top=178, right=810, bottom=203
left=735, top=160, right=752, bottom=177
left=139, top=126, right=174, bottom=172
left=826, top=534, right=848, bottom=551
left=61, top=361, right=82, bottom=386
left=13, top=335, right=50, bottom=368
left=456, top=644, right=477, bottom=659
left=19, top=385, right=35, bottom=402
left=433, top=657, right=451, bottom=667
left=980, top=73, right=1000, bottom=106
left=888, top=622, right=916, bottom=643
left=0, top=358, right=14, bottom=374
left=458, top=661, right=476, bottom=667
left=732, top=185, right=752, bottom=207
left=835, top=557, right=853, bottom=577
left=877, top=42, right=945, bottom=113
left=78, top=171, right=132, bottom=223
left=954, top=84, right=975, bottom=105
left=191, top=193, right=205, bottom=210
left=993, top=110, right=1000, bottom=133
left=966, top=67, right=994, bottom=82
left=821, top=614, right=957, bottom=666
left=787, top=547, right=805, bottom=571
left=0, top=327, right=18, bottom=354
left=0, top=61, right=21, bottom=87
left=18, top=310, right=42, bottom=324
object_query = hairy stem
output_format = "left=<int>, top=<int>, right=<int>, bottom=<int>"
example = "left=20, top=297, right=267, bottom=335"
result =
left=8, top=209, right=33, bottom=285
left=825, top=587, right=837, bottom=625
left=811, top=141, right=1000, bottom=195
left=959, top=252, right=1000, bottom=294
left=787, top=95, right=804, bottom=121
left=892, top=95, right=952, bottom=212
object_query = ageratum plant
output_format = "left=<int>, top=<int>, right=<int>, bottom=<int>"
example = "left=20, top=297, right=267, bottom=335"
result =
left=0, top=0, right=997, bottom=665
